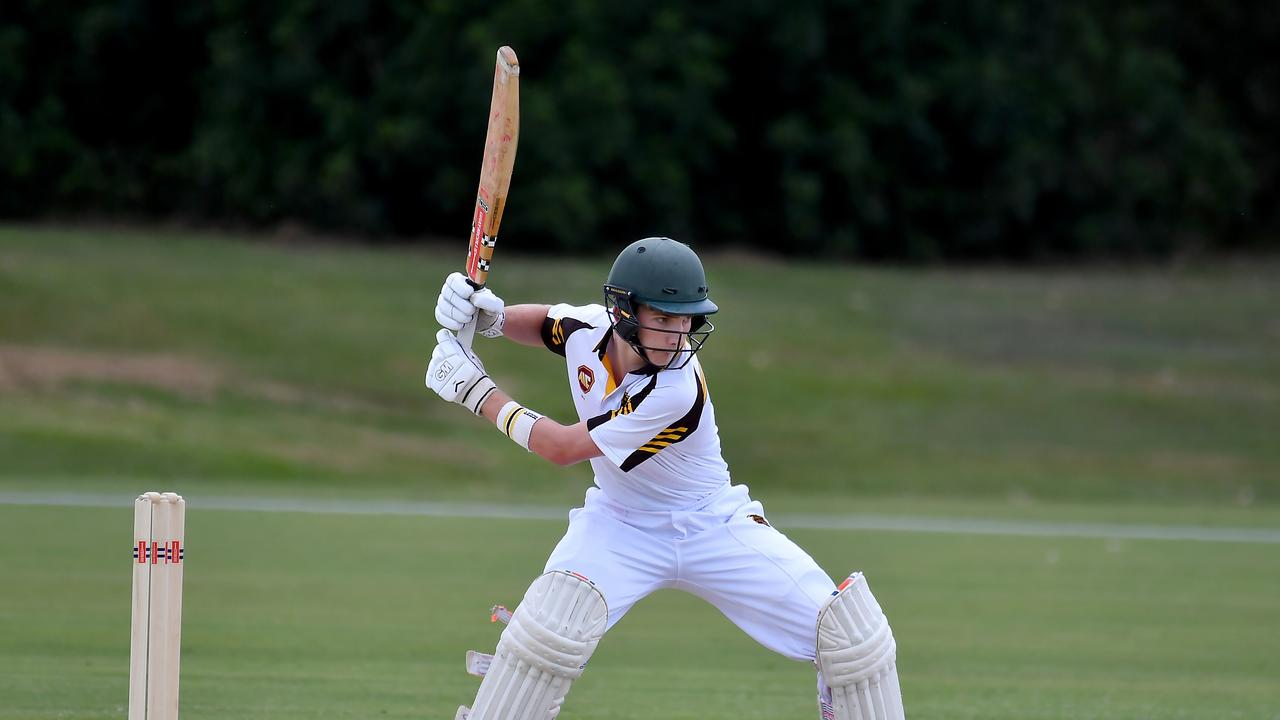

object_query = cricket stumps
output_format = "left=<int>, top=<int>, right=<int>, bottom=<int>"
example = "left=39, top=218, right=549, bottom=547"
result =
left=129, top=492, right=186, bottom=720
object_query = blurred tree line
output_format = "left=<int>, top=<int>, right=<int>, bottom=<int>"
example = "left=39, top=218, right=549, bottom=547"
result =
left=1, top=0, right=1274, bottom=260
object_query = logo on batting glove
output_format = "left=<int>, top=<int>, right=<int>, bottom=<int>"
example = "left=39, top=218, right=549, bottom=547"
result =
left=436, top=360, right=454, bottom=382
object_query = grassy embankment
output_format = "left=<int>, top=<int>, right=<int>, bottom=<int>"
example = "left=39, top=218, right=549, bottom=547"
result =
left=1, top=226, right=1276, bottom=519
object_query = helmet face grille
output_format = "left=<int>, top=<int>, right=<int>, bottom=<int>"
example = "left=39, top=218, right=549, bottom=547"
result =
left=603, top=286, right=715, bottom=370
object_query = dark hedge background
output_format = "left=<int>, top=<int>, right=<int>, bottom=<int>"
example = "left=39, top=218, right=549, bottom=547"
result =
left=1, top=0, right=1275, bottom=260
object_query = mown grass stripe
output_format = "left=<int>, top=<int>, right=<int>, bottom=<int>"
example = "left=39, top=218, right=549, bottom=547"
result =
left=3, top=491, right=1277, bottom=544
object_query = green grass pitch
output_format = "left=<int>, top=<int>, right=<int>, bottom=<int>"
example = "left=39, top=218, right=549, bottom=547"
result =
left=2, top=504, right=1277, bottom=719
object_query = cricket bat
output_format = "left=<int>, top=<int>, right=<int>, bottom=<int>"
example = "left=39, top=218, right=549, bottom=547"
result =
left=458, top=46, right=520, bottom=349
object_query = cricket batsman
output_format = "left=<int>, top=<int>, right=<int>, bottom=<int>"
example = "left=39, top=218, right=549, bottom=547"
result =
left=427, top=237, right=906, bottom=719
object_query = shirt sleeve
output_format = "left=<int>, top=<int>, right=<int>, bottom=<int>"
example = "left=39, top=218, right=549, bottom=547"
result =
left=588, top=371, right=707, bottom=472
left=540, top=303, right=598, bottom=357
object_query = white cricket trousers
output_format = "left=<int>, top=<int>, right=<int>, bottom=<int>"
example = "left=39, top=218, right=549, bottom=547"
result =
left=543, top=483, right=838, bottom=661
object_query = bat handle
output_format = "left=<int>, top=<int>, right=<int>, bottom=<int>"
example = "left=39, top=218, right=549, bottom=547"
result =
left=457, top=317, right=478, bottom=350
left=456, top=277, right=483, bottom=350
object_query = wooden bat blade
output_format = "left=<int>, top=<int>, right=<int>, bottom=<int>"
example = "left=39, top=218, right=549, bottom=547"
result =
left=464, top=45, right=520, bottom=290
left=458, top=46, right=519, bottom=350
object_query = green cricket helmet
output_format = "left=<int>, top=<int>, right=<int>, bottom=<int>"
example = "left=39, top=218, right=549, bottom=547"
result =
left=603, top=237, right=717, bottom=369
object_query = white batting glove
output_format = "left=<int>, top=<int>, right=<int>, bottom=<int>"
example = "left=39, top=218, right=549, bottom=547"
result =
left=435, top=272, right=506, bottom=338
left=426, top=328, right=497, bottom=415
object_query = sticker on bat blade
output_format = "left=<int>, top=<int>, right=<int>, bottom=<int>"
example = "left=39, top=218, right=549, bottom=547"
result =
left=467, top=203, right=488, bottom=280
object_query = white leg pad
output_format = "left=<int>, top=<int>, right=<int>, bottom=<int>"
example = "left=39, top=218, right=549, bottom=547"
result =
left=816, top=573, right=905, bottom=720
left=466, top=571, right=608, bottom=720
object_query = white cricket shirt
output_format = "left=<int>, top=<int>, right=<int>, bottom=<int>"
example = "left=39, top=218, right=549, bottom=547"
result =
left=541, top=303, right=731, bottom=510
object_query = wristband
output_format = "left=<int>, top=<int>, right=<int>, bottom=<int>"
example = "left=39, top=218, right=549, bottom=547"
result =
left=496, top=400, right=544, bottom=451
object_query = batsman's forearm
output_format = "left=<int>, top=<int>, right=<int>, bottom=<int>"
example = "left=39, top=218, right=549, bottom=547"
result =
left=500, top=304, right=551, bottom=347
left=528, top=418, right=601, bottom=465
left=478, top=388, right=602, bottom=465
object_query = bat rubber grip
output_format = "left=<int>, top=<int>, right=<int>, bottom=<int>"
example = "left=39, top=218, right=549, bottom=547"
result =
left=457, top=275, right=483, bottom=349
left=457, top=319, right=478, bottom=350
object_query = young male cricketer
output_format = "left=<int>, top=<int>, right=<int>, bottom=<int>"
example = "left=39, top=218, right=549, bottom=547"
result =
left=427, top=238, right=905, bottom=720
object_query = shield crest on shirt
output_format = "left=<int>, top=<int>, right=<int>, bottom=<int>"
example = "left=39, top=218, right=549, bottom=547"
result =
left=577, top=365, right=595, bottom=393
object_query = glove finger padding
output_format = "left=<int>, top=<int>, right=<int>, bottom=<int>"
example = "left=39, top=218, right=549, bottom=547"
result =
left=446, top=272, right=477, bottom=299
left=436, top=293, right=475, bottom=330
left=435, top=273, right=506, bottom=338
left=436, top=273, right=479, bottom=331
left=472, top=288, right=504, bottom=314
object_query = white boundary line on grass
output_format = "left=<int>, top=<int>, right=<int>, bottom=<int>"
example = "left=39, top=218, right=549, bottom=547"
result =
left=2, top=490, right=1278, bottom=544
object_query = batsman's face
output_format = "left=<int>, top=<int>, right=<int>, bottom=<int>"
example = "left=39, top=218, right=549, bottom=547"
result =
left=635, top=306, right=691, bottom=367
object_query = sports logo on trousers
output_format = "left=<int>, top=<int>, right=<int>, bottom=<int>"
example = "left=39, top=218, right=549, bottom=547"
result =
left=577, top=365, right=595, bottom=393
